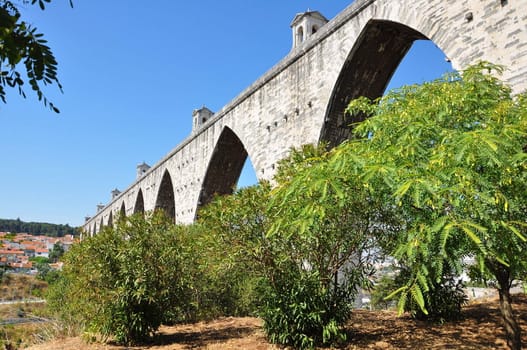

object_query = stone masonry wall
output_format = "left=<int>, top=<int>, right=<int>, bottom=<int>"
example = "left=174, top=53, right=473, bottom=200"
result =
left=84, top=0, right=527, bottom=234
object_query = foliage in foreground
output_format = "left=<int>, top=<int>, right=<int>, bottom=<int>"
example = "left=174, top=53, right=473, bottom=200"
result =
left=372, top=265, right=467, bottom=323
left=276, top=62, right=527, bottom=349
left=48, top=207, right=264, bottom=345
left=0, top=0, right=72, bottom=112
left=203, top=145, right=386, bottom=348
left=261, top=144, right=398, bottom=349
left=195, top=184, right=271, bottom=320
left=198, top=147, right=382, bottom=349
left=46, top=63, right=526, bottom=350
left=47, top=211, right=196, bottom=345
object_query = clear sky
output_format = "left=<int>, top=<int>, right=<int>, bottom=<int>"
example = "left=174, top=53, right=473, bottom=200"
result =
left=0, top=1, right=452, bottom=227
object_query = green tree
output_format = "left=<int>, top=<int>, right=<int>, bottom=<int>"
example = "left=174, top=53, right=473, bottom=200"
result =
left=262, top=144, right=399, bottom=349
left=0, top=218, right=77, bottom=236
left=195, top=183, right=271, bottom=319
left=35, top=260, right=60, bottom=283
left=287, top=63, right=526, bottom=349
left=0, top=0, right=71, bottom=112
left=48, top=241, right=64, bottom=262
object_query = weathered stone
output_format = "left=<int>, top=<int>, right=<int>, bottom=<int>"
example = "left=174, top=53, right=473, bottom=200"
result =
left=84, top=0, right=527, bottom=235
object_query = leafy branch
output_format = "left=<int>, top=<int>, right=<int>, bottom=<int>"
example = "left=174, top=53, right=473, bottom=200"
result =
left=0, top=0, right=72, bottom=113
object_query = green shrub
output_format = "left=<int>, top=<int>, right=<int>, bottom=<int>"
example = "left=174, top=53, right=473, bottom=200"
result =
left=370, top=274, right=399, bottom=310
left=47, top=211, right=195, bottom=345
left=409, top=273, right=467, bottom=323
left=194, top=184, right=272, bottom=320
left=387, top=267, right=468, bottom=323
left=259, top=270, right=352, bottom=349
left=371, top=263, right=467, bottom=322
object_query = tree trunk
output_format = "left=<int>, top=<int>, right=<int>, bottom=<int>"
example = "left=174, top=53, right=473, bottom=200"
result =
left=498, top=285, right=522, bottom=350
left=489, top=260, right=522, bottom=350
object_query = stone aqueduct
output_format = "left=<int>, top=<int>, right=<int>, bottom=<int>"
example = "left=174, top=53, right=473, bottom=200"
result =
left=83, top=0, right=527, bottom=234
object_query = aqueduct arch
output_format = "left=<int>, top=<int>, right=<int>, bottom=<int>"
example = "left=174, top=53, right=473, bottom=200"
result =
left=119, top=202, right=126, bottom=221
left=134, top=189, right=145, bottom=215
left=155, top=170, right=176, bottom=220
left=107, top=211, right=113, bottom=227
left=84, top=0, right=527, bottom=233
left=198, top=126, right=250, bottom=209
left=322, top=20, right=427, bottom=146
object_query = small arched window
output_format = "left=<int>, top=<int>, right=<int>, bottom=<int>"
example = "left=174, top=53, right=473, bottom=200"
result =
left=297, top=26, right=304, bottom=44
left=312, top=25, right=318, bottom=34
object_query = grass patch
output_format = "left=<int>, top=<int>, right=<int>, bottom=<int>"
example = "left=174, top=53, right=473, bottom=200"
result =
left=1, top=273, right=48, bottom=301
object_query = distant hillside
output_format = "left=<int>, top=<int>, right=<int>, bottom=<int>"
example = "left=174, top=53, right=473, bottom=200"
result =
left=0, top=218, right=79, bottom=237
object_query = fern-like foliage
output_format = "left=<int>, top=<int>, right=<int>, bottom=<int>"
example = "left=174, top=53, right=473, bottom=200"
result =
left=345, top=62, right=527, bottom=317
left=0, top=0, right=72, bottom=112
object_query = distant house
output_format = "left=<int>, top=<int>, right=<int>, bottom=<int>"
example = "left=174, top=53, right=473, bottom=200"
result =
left=0, top=249, right=25, bottom=264
left=9, top=260, right=33, bottom=273
left=0, top=233, right=76, bottom=271
left=3, top=241, right=22, bottom=250
left=23, top=247, right=36, bottom=258
left=12, top=233, right=32, bottom=243
left=61, top=235, right=76, bottom=251
left=34, top=248, right=49, bottom=259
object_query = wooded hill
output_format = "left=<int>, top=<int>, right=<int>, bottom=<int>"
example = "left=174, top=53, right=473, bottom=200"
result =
left=0, top=218, right=78, bottom=237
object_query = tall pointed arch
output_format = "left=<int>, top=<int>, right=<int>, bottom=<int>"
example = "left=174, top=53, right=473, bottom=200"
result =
left=119, top=202, right=126, bottom=221
left=107, top=211, right=113, bottom=227
left=198, top=126, right=248, bottom=208
left=134, top=189, right=145, bottom=215
left=321, top=20, right=425, bottom=147
left=155, top=170, right=176, bottom=220
left=99, top=218, right=104, bottom=232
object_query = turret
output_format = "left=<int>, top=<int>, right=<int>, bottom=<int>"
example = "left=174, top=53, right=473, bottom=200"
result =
left=290, top=10, right=328, bottom=49
left=136, top=162, right=151, bottom=179
left=192, top=106, right=214, bottom=132
left=111, top=188, right=121, bottom=200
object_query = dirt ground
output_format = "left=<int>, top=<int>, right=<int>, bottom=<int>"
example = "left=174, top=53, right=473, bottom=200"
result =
left=25, top=294, right=526, bottom=350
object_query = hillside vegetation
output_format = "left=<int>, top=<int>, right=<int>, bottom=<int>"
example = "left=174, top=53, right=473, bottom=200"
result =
left=0, top=274, right=51, bottom=349
left=0, top=218, right=78, bottom=237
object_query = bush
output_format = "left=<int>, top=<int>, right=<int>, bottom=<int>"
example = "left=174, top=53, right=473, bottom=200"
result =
left=370, top=274, right=399, bottom=310
left=47, top=211, right=195, bottom=345
left=410, top=273, right=467, bottom=323
left=35, top=263, right=60, bottom=284
left=392, top=267, right=468, bottom=323
left=371, top=265, right=467, bottom=322
left=259, top=270, right=352, bottom=349
left=194, top=184, right=272, bottom=320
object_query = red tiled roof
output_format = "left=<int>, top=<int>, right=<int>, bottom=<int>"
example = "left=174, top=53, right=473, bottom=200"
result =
left=0, top=250, right=24, bottom=255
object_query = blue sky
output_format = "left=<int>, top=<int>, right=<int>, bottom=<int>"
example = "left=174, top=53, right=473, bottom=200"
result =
left=0, top=1, right=452, bottom=227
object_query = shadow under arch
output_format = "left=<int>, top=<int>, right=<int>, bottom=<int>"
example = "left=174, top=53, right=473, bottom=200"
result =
left=107, top=211, right=113, bottom=227
left=134, top=189, right=145, bottom=215
left=321, top=19, right=426, bottom=147
left=198, top=126, right=249, bottom=209
left=119, top=202, right=126, bottom=221
left=155, top=170, right=176, bottom=221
